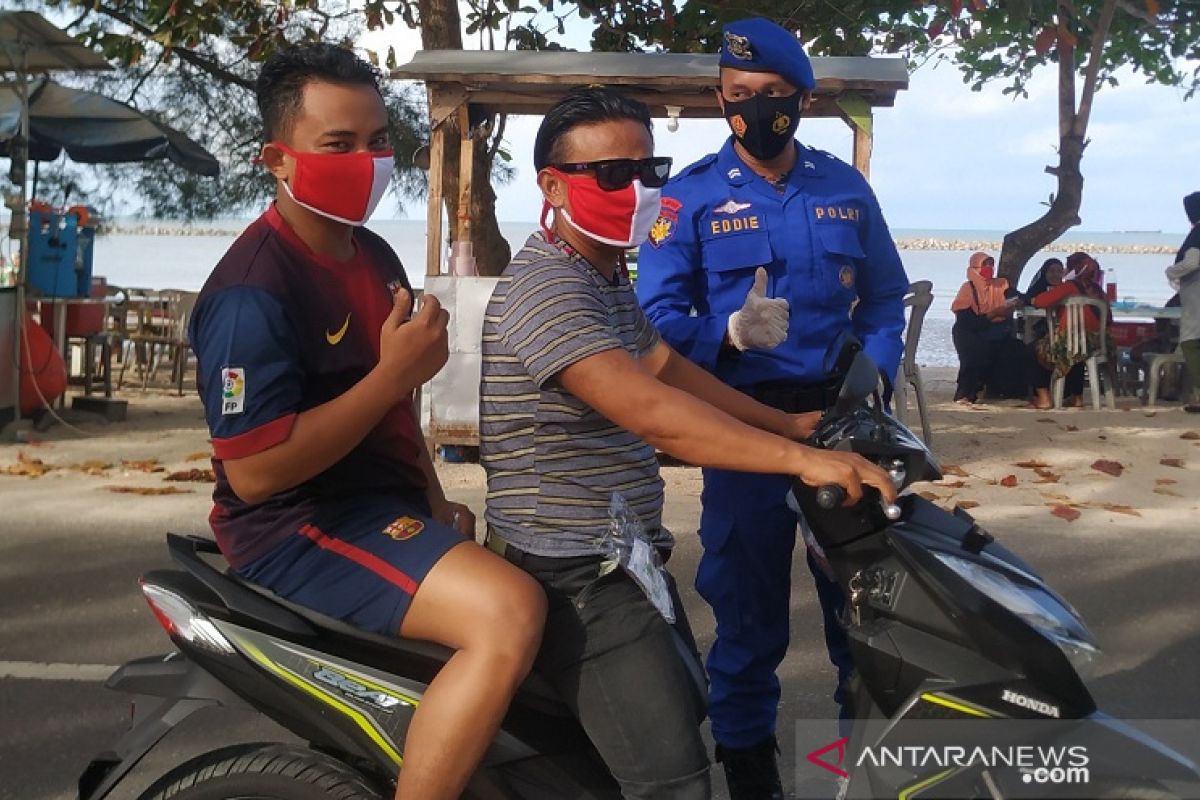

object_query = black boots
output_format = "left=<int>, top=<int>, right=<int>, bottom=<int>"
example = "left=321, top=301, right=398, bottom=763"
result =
left=716, top=735, right=784, bottom=800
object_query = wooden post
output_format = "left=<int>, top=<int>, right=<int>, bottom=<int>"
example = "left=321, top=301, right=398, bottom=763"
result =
left=853, top=124, right=873, bottom=181
left=455, top=104, right=474, bottom=244
left=834, top=93, right=874, bottom=180
left=425, top=122, right=446, bottom=277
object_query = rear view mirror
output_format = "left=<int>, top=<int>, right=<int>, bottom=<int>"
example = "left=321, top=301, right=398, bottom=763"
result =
left=833, top=351, right=881, bottom=414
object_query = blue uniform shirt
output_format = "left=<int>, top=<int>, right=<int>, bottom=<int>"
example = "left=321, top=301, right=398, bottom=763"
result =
left=636, top=137, right=909, bottom=388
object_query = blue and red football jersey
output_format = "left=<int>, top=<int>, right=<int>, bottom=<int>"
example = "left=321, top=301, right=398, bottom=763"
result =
left=191, top=205, right=428, bottom=568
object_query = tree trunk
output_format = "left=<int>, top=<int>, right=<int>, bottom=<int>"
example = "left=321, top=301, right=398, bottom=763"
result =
left=417, top=0, right=512, bottom=276
left=997, top=0, right=1118, bottom=286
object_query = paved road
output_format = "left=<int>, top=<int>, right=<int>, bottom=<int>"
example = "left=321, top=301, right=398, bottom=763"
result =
left=2, top=467, right=1199, bottom=800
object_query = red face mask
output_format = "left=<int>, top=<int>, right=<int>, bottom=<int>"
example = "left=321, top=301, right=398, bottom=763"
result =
left=979, top=264, right=995, bottom=280
left=541, top=171, right=661, bottom=248
left=272, top=143, right=393, bottom=226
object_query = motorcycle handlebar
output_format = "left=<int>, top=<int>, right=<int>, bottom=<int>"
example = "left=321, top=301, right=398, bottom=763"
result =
left=814, top=483, right=903, bottom=521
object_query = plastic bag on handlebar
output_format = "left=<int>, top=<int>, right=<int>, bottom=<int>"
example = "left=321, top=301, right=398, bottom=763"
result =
left=602, top=493, right=675, bottom=623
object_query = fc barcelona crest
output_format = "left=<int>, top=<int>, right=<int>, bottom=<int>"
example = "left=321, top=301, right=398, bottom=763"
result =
left=383, top=517, right=425, bottom=541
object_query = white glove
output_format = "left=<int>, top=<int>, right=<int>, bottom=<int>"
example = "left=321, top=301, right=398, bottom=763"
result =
left=1061, top=269, right=1078, bottom=282
left=727, top=267, right=790, bottom=351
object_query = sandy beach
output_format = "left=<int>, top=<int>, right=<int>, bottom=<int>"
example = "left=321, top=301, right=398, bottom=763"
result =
left=2, top=368, right=1195, bottom=542
left=1, top=370, right=1198, bottom=798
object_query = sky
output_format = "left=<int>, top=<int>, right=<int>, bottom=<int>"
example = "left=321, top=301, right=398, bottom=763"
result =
left=364, top=13, right=1200, bottom=235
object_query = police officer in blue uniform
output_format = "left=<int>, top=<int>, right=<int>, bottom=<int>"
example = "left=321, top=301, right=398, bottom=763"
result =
left=636, top=17, right=909, bottom=799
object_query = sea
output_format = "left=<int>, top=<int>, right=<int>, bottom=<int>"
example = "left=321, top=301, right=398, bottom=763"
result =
left=78, top=220, right=1188, bottom=368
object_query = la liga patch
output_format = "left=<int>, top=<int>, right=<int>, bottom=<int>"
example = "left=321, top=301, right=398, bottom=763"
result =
left=221, top=367, right=245, bottom=415
left=382, top=516, right=425, bottom=541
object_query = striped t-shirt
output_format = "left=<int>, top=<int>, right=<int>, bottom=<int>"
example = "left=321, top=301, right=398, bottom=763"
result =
left=480, top=231, right=670, bottom=557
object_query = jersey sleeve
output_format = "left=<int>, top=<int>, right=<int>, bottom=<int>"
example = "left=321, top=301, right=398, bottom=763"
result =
left=851, top=184, right=910, bottom=382
left=190, top=285, right=303, bottom=459
left=496, top=264, right=625, bottom=389
left=636, top=191, right=730, bottom=371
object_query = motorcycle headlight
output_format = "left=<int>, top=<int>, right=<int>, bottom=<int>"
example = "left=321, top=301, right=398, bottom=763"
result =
left=933, top=551, right=1101, bottom=679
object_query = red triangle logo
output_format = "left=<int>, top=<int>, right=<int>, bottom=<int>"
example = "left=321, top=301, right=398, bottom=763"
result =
left=807, top=736, right=850, bottom=779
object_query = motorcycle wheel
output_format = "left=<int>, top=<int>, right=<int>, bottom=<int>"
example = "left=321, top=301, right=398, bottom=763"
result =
left=137, top=743, right=383, bottom=800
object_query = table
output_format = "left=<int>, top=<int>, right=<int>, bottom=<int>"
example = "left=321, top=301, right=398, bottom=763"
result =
left=1111, top=306, right=1181, bottom=321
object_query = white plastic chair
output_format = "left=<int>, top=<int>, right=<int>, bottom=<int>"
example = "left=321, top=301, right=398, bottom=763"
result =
left=1144, top=346, right=1190, bottom=405
left=1048, top=296, right=1115, bottom=410
left=894, top=280, right=933, bottom=444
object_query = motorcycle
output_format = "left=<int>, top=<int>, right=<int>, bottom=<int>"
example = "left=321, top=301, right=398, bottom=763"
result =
left=77, top=349, right=1200, bottom=800
left=790, top=349, right=1200, bottom=799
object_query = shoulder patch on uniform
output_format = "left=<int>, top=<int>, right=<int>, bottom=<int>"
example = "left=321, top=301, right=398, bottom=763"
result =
left=649, top=197, right=682, bottom=248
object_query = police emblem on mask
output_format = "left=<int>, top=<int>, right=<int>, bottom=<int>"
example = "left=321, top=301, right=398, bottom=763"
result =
left=724, top=31, right=753, bottom=60
left=730, top=114, right=748, bottom=138
left=839, top=265, right=856, bottom=289
left=772, top=113, right=792, bottom=135
left=383, top=517, right=425, bottom=541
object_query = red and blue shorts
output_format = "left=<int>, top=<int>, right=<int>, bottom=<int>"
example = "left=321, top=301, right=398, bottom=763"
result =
left=237, top=498, right=466, bottom=635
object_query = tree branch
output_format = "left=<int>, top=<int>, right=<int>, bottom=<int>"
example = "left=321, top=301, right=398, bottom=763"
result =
left=1074, top=0, right=1119, bottom=135
left=92, top=5, right=255, bottom=91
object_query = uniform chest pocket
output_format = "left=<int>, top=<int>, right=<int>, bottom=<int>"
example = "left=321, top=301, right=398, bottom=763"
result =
left=700, top=230, right=775, bottom=310
left=814, top=224, right=865, bottom=310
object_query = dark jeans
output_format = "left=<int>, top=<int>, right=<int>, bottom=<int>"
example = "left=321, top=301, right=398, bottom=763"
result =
left=501, top=545, right=711, bottom=800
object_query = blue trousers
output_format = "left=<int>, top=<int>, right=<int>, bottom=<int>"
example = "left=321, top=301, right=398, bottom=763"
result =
left=696, top=469, right=854, bottom=749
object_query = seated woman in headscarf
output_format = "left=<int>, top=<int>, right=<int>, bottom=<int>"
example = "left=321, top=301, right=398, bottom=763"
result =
left=1028, top=251, right=1109, bottom=408
left=1023, top=257, right=1065, bottom=305
left=951, top=252, right=1024, bottom=405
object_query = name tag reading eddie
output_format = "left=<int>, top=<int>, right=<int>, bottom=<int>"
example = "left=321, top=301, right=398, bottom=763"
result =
left=709, top=215, right=761, bottom=236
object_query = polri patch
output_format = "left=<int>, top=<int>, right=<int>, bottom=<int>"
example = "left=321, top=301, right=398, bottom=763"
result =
left=221, top=367, right=245, bottom=415
left=383, top=516, right=425, bottom=541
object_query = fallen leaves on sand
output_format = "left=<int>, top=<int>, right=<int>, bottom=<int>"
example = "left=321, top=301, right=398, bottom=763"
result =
left=918, top=491, right=942, bottom=502
left=1, top=452, right=52, bottom=477
left=957, top=500, right=981, bottom=510
left=1100, top=503, right=1141, bottom=517
left=1033, top=468, right=1062, bottom=483
left=936, top=479, right=967, bottom=489
left=1181, top=431, right=1200, bottom=441
left=104, top=485, right=192, bottom=496
left=941, top=465, right=969, bottom=478
left=121, top=459, right=165, bottom=473
left=1156, top=479, right=1178, bottom=485
left=1050, top=505, right=1081, bottom=522
left=1037, top=418, right=1057, bottom=424
left=1154, top=487, right=1183, bottom=497
left=1159, top=458, right=1186, bottom=469
left=184, top=451, right=212, bottom=462
left=1000, top=475, right=1018, bottom=487
left=70, top=460, right=113, bottom=476
left=164, top=468, right=215, bottom=483
left=1065, top=425, right=1079, bottom=432
left=1014, top=460, right=1050, bottom=469
left=1091, top=459, right=1124, bottom=477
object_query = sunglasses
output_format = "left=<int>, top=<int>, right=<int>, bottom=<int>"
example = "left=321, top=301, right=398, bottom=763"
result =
left=551, top=156, right=673, bottom=191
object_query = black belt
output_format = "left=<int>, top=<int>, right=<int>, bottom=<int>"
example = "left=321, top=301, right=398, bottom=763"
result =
left=749, top=377, right=841, bottom=414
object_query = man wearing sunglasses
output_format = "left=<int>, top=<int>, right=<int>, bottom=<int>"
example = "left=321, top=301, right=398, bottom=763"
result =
left=480, top=86, right=895, bottom=799
left=636, top=17, right=909, bottom=800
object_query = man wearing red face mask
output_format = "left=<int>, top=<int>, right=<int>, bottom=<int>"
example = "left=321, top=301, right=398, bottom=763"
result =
left=189, top=45, right=546, bottom=800
left=480, top=86, right=895, bottom=799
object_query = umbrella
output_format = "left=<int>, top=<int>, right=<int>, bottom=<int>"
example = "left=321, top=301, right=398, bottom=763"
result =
left=0, top=11, right=111, bottom=72
left=0, top=77, right=219, bottom=177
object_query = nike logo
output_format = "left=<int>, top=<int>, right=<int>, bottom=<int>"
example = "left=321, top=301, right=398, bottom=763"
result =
left=325, top=313, right=351, bottom=345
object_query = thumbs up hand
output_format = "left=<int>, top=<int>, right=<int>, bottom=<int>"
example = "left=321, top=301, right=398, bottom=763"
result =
left=727, top=267, right=790, bottom=351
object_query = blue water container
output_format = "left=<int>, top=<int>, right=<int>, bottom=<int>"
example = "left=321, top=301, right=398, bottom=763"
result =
left=25, top=207, right=96, bottom=298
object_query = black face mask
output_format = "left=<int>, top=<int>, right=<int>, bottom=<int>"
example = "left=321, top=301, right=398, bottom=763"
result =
left=722, top=91, right=802, bottom=161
